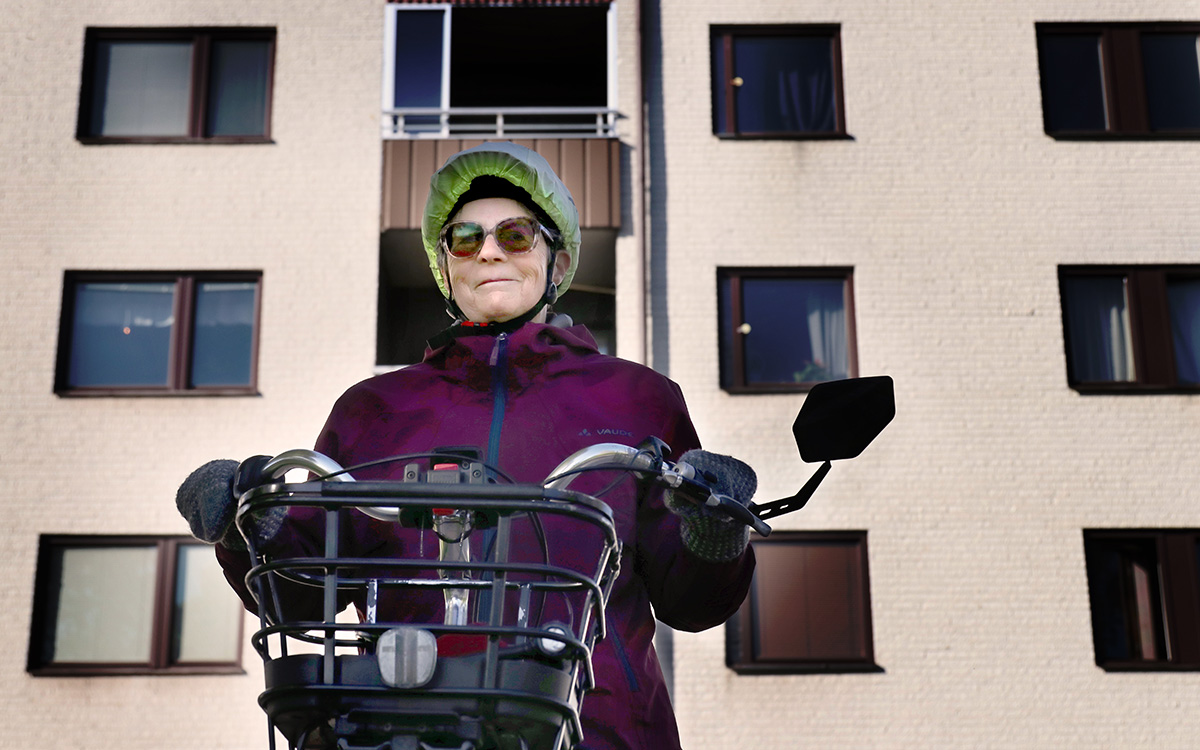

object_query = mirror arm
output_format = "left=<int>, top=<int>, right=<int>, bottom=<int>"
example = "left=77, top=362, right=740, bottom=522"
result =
left=753, top=461, right=832, bottom=521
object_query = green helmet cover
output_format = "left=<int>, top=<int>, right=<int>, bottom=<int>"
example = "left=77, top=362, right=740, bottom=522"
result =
left=422, top=141, right=582, bottom=298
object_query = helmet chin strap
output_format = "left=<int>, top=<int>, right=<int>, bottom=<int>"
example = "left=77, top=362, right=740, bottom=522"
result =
left=428, top=286, right=555, bottom=350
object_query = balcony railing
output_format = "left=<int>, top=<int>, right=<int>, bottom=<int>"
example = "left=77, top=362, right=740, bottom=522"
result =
left=382, top=107, right=621, bottom=140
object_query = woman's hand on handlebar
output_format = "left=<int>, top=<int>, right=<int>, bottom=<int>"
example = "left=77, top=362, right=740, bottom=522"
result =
left=176, top=456, right=288, bottom=551
left=662, top=449, right=760, bottom=562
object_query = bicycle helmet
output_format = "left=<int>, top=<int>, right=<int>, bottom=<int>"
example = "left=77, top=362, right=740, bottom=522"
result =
left=422, top=142, right=582, bottom=302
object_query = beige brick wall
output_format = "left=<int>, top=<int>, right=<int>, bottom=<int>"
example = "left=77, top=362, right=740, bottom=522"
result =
left=657, top=1, right=1200, bottom=748
left=6, top=0, right=1200, bottom=748
left=1, top=1, right=383, bottom=747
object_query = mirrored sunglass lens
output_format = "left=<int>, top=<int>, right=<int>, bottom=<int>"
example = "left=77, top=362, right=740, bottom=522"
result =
left=494, top=218, right=537, bottom=253
left=447, top=223, right=485, bottom=257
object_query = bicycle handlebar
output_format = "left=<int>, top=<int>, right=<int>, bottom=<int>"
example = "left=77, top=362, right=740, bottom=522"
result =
left=243, top=443, right=769, bottom=534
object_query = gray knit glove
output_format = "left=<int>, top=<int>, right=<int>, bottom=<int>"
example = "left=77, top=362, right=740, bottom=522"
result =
left=664, top=450, right=757, bottom=562
left=176, top=458, right=286, bottom=551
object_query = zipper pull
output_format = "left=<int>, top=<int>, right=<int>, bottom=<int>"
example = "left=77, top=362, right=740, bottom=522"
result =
left=489, top=332, right=507, bottom=366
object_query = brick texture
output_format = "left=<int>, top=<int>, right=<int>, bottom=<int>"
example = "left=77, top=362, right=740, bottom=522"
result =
left=4, top=0, right=1200, bottom=748
left=658, top=2, right=1200, bottom=748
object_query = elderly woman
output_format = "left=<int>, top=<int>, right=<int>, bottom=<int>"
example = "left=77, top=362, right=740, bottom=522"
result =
left=185, top=142, right=755, bottom=750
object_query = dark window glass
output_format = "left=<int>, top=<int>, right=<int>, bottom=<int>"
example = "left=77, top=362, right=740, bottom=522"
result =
left=1060, top=276, right=1134, bottom=383
left=1167, top=279, right=1200, bottom=384
left=712, top=26, right=845, bottom=138
left=79, top=28, right=274, bottom=142
left=719, top=268, right=855, bottom=393
left=206, top=39, right=272, bottom=137
left=57, top=272, right=261, bottom=395
left=450, top=8, right=607, bottom=109
left=190, top=281, right=258, bottom=387
left=726, top=532, right=879, bottom=674
left=1084, top=530, right=1200, bottom=670
left=1037, top=34, right=1108, bottom=132
left=68, top=282, right=175, bottom=388
left=1142, top=34, right=1200, bottom=131
left=28, top=537, right=243, bottom=675
left=1059, top=266, right=1200, bottom=392
left=393, top=10, right=445, bottom=132
left=394, top=10, right=444, bottom=107
left=1085, top=537, right=1165, bottom=662
left=1036, top=23, right=1200, bottom=138
left=733, top=36, right=835, bottom=134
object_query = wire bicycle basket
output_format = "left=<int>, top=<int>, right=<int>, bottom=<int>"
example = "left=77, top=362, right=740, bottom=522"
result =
left=237, top=457, right=622, bottom=750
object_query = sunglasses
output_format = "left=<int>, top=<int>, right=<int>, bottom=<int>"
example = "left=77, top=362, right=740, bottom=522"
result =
left=439, top=216, right=553, bottom=259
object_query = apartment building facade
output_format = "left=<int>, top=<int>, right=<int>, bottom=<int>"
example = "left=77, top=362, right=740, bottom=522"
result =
left=3, top=0, right=1199, bottom=748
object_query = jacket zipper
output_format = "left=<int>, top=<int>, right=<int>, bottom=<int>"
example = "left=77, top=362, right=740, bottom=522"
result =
left=476, top=333, right=509, bottom=613
left=483, top=331, right=639, bottom=693
left=487, top=333, right=508, bottom=466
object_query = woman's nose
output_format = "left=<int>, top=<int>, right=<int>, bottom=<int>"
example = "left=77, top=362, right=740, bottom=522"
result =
left=475, top=234, right=506, bottom=261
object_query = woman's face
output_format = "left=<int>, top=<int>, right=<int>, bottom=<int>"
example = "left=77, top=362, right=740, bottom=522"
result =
left=444, top=197, right=566, bottom=324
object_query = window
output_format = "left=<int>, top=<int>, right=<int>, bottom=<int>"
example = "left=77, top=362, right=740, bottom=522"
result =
left=726, top=532, right=879, bottom=674
left=55, top=271, right=262, bottom=395
left=1036, top=23, right=1200, bottom=138
left=1083, top=530, right=1200, bottom=670
left=711, top=25, right=847, bottom=138
left=28, top=536, right=243, bottom=675
left=77, top=27, right=275, bottom=143
left=718, top=267, right=856, bottom=393
left=383, top=5, right=613, bottom=137
left=1058, top=265, right=1200, bottom=392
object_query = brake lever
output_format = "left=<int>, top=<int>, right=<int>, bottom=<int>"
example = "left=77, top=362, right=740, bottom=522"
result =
left=671, top=473, right=772, bottom=537
left=715, top=494, right=772, bottom=537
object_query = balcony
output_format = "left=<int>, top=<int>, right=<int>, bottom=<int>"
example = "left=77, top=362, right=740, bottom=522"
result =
left=377, top=0, right=621, bottom=364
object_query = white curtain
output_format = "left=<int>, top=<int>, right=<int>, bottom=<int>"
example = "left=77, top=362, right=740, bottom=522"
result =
left=805, top=288, right=847, bottom=380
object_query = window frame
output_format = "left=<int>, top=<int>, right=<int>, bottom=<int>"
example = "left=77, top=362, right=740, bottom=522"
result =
left=1083, top=529, right=1200, bottom=671
left=1058, top=264, right=1200, bottom=394
left=76, top=26, right=276, bottom=144
left=1035, top=21, right=1200, bottom=140
left=27, top=535, right=245, bottom=676
left=54, top=270, right=263, bottom=397
left=726, top=531, right=880, bottom=675
left=718, top=266, right=858, bottom=394
left=710, top=24, right=849, bottom=140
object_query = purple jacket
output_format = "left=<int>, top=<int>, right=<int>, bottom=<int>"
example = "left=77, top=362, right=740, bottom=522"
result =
left=217, top=323, right=754, bottom=749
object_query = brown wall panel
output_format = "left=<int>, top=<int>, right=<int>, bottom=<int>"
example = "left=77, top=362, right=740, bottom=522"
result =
left=381, top=138, right=622, bottom=231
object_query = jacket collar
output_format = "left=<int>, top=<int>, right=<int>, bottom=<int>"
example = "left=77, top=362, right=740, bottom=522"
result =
left=423, top=321, right=599, bottom=365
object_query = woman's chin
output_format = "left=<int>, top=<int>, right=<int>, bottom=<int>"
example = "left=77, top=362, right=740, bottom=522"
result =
left=466, top=294, right=536, bottom=324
